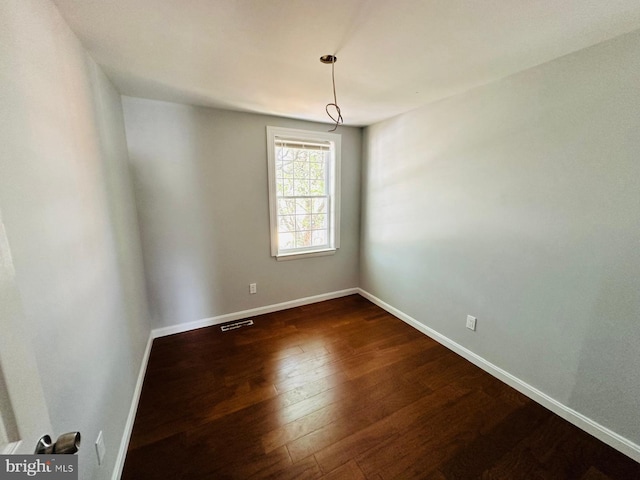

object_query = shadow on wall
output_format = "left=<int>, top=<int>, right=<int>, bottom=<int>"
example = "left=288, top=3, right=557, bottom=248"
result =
left=127, top=109, right=225, bottom=328
left=568, top=238, right=640, bottom=447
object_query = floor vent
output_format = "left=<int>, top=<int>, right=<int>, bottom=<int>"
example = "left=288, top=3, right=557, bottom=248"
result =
left=220, top=319, right=254, bottom=332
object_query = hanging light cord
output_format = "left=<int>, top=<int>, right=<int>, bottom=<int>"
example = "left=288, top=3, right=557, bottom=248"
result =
left=326, top=57, right=343, bottom=132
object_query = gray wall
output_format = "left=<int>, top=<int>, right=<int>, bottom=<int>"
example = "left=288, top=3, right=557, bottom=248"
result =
left=122, top=98, right=361, bottom=328
left=361, top=30, right=640, bottom=445
left=0, top=1, right=151, bottom=478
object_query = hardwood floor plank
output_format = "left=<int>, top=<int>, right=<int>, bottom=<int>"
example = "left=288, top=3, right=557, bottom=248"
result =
left=314, top=383, right=469, bottom=474
left=286, top=377, right=434, bottom=463
left=265, top=347, right=444, bottom=456
left=318, top=459, right=366, bottom=480
left=580, top=466, right=615, bottom=480
left=120, top=432, right=189, bottom=480
left=121, top=295, right=640, bottom=479
left=274, top=372, right=347, bottom=406
left=431, top=401, right=551, bottom=479
left=355, top=389, right=515, bottom=479
left=256, top=454, right=322, bottom=480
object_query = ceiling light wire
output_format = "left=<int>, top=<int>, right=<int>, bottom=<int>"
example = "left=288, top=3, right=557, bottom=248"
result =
left=322, top=55, right=343, bottom=132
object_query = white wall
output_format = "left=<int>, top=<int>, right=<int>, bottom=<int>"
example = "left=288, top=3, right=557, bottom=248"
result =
left=122, top=98, right=361, bottom=328
left=0, top=1, right=151, bottom=478
left=361, top=29, right=640, bottom=449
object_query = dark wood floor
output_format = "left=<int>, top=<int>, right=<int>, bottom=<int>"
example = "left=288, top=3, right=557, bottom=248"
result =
left=121, top=295, right=640, bottom=479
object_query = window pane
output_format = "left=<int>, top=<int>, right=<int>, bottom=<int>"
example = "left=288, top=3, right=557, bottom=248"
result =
left=312, top=198, right=327, bottom=213
left=295, top=231, right=312, bottom=248
left=278, top=147, right=293, bottom=162
left=309, top=150, right=325, bottom=163
left=312, top=230, right=327, bottom=246
left=311, top=214, right=326, bottom=229
left=278, top=215, right=295, bottom=233
left=296, top=214, right=311, bottom=232
left=293, top=180, right=310, bottom=196
left=310, top=179, right=325, bottom=195
left=293, top=160, right=309, bottom=179
left=282, top=159, right=294, bottom=178
left=278, top=178, right=293, bottom=196
left=277, top=199, right=296, bottom=215
left=295, top=198, right=311, bottom=214
left=279, top=232, right=294, bottom=249
left=309, top=160, right=325, bottom=179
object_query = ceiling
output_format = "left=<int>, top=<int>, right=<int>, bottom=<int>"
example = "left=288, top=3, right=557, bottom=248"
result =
left=52, top=0, right=640, bottom=126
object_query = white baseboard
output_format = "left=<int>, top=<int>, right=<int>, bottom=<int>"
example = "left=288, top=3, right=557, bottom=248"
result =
left=112, top=333, right=154, bottom=480
left=152, top=288, right=359, bottom=338
left=357, top=288, right=640, bottom=463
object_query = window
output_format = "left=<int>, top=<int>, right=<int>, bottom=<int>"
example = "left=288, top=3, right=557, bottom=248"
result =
left=267, top=126, right=341, bottom=260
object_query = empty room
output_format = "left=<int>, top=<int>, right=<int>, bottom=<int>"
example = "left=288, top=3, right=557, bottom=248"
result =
left=1, top=1, right=639, bottom=479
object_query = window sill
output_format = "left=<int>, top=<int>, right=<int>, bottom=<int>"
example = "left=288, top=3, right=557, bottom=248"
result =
left=275, top=248, right=337, bottom=261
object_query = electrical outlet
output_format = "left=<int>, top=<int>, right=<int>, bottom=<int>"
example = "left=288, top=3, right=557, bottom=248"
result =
left=249, top=283, right=257, bottom=294
left=466, top=315, right=477, bottom=331
left=95, top=430, right=106, bottom=466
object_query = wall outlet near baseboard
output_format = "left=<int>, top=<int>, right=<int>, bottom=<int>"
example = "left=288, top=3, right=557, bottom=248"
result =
left=249, top=283, right=257, bottom=294
left=95, top=430, right=106, bottom=466
left=466, top=315, right=477, bottom=331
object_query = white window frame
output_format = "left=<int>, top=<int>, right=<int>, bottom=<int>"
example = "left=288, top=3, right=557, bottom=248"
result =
left=266, top=126, right=341, bottom=260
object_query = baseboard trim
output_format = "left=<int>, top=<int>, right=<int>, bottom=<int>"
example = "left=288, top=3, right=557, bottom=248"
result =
left=112, top=333, right=154, bottom=480
left=357, top=288, right=640, bottom=463
left=152, top=288, right=359, bottom=339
